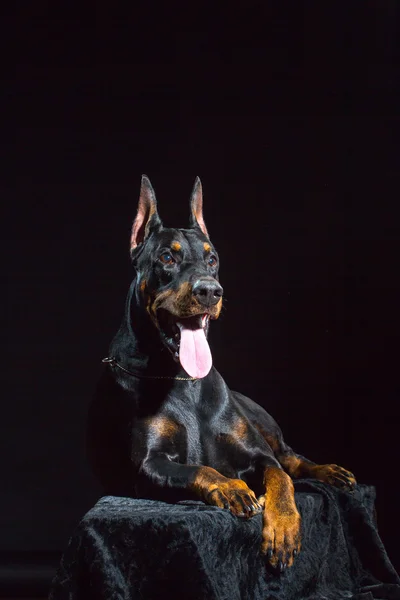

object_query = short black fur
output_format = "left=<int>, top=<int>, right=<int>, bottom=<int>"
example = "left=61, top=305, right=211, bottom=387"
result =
left=87, top=176, right=357, bottom=571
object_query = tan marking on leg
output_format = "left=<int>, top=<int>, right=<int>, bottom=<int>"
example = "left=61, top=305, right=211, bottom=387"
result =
left=278, top=454, right=303, bottom=477
left=303, top=463, right=356, bottom=488
left=191, top=466, right=224, bottom=499
left=191, top=467, right=261, bottom=517
left=262, top=466, right=301, bottom=569
left=278, top=455, right=356, bottom=489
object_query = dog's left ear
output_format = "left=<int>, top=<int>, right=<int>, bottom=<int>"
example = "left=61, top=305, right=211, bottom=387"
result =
left=130, top=175, right=162, bottom=255
left=189, top=177, right=208, bottom=237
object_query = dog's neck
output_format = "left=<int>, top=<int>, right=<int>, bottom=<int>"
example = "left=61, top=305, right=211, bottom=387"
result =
left=109, top=279, right=188, bottom=379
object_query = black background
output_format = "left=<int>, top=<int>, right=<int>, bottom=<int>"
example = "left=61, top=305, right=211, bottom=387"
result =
left=6, top=2, right=400, bottom=575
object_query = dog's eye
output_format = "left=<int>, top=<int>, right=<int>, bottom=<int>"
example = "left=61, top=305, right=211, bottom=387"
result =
left=208, top=255, right=217, bottom=267
left=159, top=252, right=175, bottom=265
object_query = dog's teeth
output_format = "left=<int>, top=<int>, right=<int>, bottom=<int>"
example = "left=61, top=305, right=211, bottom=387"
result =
left=174, top=351, right=179, bottom=358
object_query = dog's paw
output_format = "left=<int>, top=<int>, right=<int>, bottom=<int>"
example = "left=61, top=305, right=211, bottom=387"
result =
left=261, top=507, right=301, bottom=571
left=206, top=478, right=262, bottom=518
left=313, top=464, right=356, bottom=491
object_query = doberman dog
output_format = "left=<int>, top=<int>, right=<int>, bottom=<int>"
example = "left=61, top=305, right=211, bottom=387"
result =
left=87, top=176, right=356, bottom=571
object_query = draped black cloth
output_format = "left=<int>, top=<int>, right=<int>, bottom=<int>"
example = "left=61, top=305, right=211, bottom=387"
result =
left=49, top=481, right=399, bottom=600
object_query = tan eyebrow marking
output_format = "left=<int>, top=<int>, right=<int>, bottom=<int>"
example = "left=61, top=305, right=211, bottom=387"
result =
left=171, top=241, right=181, bottom=251
left=204, top=242, right=211, bottom=252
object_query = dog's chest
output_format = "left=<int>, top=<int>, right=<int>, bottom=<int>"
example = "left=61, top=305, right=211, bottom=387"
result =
left=165, top=405, right=262, bottom=479
left=134, top=379, right=268, bottom=479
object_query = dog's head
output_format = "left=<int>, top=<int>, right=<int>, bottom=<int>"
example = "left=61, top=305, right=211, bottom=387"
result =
left=130, top=176, right=223, bottom=379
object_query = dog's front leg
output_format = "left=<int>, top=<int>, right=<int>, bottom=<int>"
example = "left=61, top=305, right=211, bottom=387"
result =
left=260, top=466, right=301, bottom=571
left=191, top=465, right=263, bottom=517
left=278, top=454, right=356, bottom=491
left=142, top=455, right=262, bottom=517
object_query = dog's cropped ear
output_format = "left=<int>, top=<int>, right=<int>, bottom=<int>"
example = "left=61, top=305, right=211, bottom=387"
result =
left=189, top=177, right=208, bottom=237
left=130, top=175, right=162, bottom=255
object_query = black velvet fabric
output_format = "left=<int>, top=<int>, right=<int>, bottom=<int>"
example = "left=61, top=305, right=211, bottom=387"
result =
left=49, top=481, right=399, bottom=600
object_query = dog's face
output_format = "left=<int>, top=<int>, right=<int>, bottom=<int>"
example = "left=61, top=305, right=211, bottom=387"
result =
left=130, top=176, right=223, bottom=379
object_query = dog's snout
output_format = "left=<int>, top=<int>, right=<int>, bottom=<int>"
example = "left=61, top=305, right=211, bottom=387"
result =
left=192, top=278, right=223, bottom=307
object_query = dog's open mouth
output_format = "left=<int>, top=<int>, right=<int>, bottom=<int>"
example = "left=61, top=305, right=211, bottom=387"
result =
left=157, top=310, right=211, bottom=379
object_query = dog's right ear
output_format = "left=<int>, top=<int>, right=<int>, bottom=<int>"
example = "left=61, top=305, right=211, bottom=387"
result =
left=130, top=175, right=162, bottom=257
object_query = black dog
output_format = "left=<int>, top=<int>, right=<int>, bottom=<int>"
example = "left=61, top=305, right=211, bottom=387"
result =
left=87, top=176, right=356, bottom=571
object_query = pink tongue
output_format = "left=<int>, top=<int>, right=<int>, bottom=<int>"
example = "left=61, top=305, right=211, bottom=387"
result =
left=178, top=321, right=212, bottom=379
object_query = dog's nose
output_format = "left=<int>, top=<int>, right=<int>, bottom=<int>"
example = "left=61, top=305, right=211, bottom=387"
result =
left=192, top=278, right=223, bottom=307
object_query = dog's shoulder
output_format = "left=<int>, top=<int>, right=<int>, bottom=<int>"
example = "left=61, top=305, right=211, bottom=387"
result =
left=230, top=389, right=283, bottom=438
